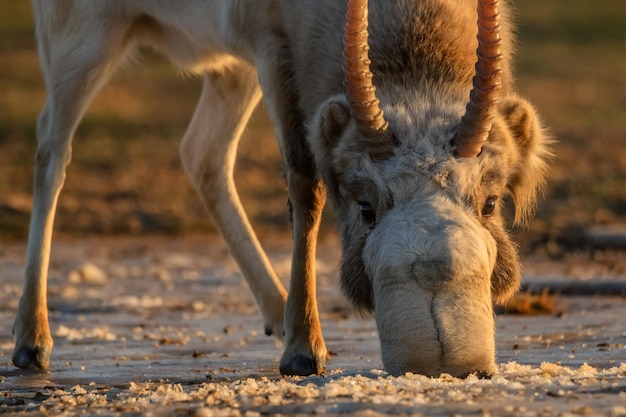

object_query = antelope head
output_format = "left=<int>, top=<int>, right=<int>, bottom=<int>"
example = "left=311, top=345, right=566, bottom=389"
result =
left=307, top=0, right=551, bottom=377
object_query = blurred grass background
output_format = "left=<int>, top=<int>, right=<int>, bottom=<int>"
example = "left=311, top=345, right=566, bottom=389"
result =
left=0, top=0, right=625, bottom=253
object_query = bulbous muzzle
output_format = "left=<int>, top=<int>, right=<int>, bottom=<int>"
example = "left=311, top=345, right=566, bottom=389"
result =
left=363, top=199, right=498, bottom=377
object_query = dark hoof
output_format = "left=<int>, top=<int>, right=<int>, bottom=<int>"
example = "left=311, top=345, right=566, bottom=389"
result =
left=12, top=346, right=50, bottom=370
left=279, top=354, right=326, bottom=376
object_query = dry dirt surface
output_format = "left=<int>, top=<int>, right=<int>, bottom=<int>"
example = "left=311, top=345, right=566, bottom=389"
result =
left=2, top=1, right=625, bottom=415
left=1, top=237, right=625, bottom=416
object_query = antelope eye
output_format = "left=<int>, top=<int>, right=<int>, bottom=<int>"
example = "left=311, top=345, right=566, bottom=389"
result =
left=481, top=196, right=498, bottom=217
left=358, top=202, right=377, bottom=224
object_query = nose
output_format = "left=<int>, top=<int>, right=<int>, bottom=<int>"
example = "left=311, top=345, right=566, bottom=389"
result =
left=363, top=200, right=498, bottom=377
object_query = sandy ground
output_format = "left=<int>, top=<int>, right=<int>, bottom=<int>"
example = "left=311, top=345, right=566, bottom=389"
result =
left=1, top=236, right=625, bottom=416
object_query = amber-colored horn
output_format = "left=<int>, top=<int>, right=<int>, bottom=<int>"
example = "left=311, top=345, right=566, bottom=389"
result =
left=453, top=0, right=503, bottom=158
left=344, top=0, right=394, bottom=160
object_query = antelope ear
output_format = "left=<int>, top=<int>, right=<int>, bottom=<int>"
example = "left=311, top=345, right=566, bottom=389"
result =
left=310, top=97, right=352, bottom=153
left=308, top=97, right=353, bottom=183
left=499, top=96, right=552, bottom=225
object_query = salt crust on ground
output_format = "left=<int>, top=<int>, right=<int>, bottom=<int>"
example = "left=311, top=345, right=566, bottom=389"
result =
left=3, top=363, right=625, bottom=416
left=1, top=238, right=625, bottom=416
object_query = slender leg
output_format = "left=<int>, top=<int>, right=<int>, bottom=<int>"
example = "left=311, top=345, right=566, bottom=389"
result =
left=180, top=67, right=288, bottom=339
left=256, top=52, right=329, bottom=376
left=279, top=172, right=328, bottom=376
left=12, top=19, right=131, bottom=369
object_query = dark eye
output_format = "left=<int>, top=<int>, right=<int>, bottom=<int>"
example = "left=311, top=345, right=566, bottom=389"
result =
left=481, top=196, right=498, bottom=217
left=358, top=201, right=377, bottom=224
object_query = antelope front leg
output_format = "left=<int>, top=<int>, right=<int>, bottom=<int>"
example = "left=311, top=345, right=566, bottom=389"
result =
left=279, top=173, right=328, bottom=376
left=256, top=54, right=329, bottom=376
left=13, top=17, right=129, bottom=368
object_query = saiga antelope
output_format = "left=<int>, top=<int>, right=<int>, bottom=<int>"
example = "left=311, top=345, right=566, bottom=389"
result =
left=13, top=0, right=550, bottom=377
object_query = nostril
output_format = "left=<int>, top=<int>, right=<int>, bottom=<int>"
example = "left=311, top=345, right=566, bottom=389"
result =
left=429, top=295, right=444, bottom=365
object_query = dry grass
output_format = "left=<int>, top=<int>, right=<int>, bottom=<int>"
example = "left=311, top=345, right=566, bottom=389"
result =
left=496, top=288, right=559, bottom=316
left=1, top=0, right=625, bottom=247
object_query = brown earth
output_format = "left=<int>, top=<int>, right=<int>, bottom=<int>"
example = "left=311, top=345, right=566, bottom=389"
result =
left=1, top=1, right=625, bottom=415
left=0, top=0, right=625, bottom=254
left=1, top=237, right=625, bottom=416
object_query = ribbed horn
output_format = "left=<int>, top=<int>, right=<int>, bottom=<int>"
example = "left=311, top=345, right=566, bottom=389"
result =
left=344, top=0, right=394, bottom=160
left=453, top=0, right=503, bottom=158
